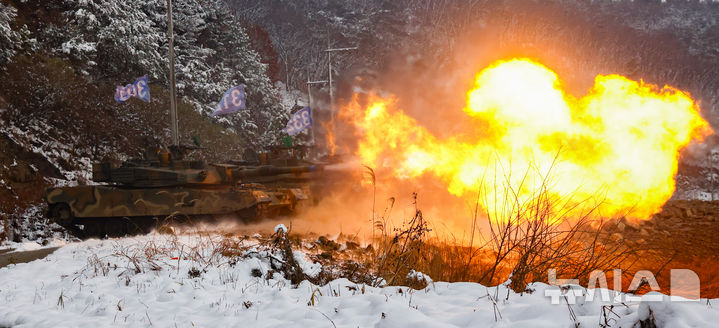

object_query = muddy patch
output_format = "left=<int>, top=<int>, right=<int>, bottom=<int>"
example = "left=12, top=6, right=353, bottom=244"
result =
left=0, top=247, right=59, bottom=268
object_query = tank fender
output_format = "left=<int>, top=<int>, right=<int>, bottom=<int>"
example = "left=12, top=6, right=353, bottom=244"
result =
left=250, top=190, right=273, bottom=203
left=289, top=188, right=308, bottom=200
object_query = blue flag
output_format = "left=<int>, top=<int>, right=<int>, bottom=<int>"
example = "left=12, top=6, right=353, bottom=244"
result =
left=284, top=107, right=312, bottom=136
left=212, top=85, right=246, bottom=117
left=114, top=75, right=150, bottom=103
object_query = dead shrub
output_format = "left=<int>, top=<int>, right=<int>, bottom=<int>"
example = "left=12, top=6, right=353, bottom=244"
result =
left=373, top=192, right=431, bottom=287
left=270, top=226, right=307, bottom=285
left=475, top=159, right=635, bottom=292
left=187, top=267, right=203, bottom=278
left=365, top=154, right=635, bottom=292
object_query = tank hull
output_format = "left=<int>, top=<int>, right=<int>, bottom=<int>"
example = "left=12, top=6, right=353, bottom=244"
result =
left=44, top=151, right=326, bottom=237
left=46, top=185, right=272, bottom=218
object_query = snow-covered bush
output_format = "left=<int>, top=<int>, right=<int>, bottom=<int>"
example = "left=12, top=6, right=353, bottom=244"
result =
left=57, top=0, right=287, bottom=147
left=3, top=233, right=719, bottom=327
left=0, top=3, right=24, bottom=69
left=60, top=0, right=164, bottom=79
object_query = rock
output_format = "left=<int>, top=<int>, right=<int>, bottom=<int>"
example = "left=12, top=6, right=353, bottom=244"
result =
left=610, top=233, right=623, bottom=242
left=617, top=218, right=639, bottom=232
left=316, top=236, right=340, bottom=251
left=345, top=241, right=359, bottom=250
left=317, top=235, right=328, bottom=245
left=616, top=222, right=626, bottom=232
left=624, top=219, right=640, bottom=231
left=639, top=228, right=650, bottom=236
left=8, top=162, right=36, bottom=183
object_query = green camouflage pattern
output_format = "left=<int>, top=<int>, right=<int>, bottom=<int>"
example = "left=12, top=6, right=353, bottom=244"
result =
left=44, top=145, right=320, bottom=229
left=46, top=185, right=280, bottom=218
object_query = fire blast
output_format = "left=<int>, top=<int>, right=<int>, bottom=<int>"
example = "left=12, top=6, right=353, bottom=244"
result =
left=340, top=58, right=712, bottom=221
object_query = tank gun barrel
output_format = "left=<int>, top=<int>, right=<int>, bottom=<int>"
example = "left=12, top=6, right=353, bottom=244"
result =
left=232, top=165, right=322, bottom=179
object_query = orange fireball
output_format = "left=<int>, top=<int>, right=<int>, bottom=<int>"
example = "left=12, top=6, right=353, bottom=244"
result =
left=341, top=58, right=712, bottom=220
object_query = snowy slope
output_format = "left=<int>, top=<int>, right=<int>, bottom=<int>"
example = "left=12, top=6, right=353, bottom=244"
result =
left=1, top=234, right=717, bottom=327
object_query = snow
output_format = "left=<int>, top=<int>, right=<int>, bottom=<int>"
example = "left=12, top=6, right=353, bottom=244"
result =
left=0, top=202, right=73, bottom=246
left=274, top=223, right=288, bottom=233
left=61, top=39, right=97, bottom=54
left=293, top=250, right=322, bottom=279
left=1, top=234, right=718, bottom=327
left=407, top=269, right=432, bottom=284
left=0, top=238, right=66, bottom=252
left=0, top=2, right=23, bottom=65
left=276, top=81, right=308, bottom=110
left=4, top=121, right=94, bottom=185
left=634, top=292, right=718, bottom=328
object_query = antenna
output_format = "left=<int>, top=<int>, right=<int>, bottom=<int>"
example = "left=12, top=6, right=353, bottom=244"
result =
left=167, top=0, right=179, bottom=146
left=306, top=70, right=328, bottom=146
left=325, top=44, right=358, bottom=124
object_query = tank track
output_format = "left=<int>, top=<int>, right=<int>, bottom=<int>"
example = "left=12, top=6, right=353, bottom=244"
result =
left=48, top=204, right=267, bottom=239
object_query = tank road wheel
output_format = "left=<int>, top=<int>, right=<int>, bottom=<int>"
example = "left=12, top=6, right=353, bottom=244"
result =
left=237, top=203, right=269, bottom=223
left=126, top=216, right=154, bottom=235
left=76, top=218, right=106, bottom=238
left=49, top=203, right=74, bottom=227
left=154, top=213, right=190, bottom=234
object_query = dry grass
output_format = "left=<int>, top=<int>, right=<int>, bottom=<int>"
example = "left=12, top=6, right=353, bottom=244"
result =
left=361, top=155, right=639, bottom=292
left=372, top=193, right=430, bottom=288
left=72, top=153, right=644, bottom=294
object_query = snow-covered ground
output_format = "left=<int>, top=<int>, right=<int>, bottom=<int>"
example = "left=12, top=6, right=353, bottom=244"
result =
left=0, top=238, right=67, bottom=252
left=1, top=233, right=718, bottom=328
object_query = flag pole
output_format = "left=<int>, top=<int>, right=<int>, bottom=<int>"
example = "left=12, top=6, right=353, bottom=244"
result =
left=307, top=73, right=315, bottom=145
left=167, top=0, right=179, bottom=146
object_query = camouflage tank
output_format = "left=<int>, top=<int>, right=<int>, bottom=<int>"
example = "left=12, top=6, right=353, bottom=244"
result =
left=45, top=145, right=322, bottom=236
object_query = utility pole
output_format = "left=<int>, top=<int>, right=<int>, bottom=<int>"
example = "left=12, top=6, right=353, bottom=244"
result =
left=306, top=72, right=328, bottom=146
left=324, top=45, right=358, bottom=123
left=711, top=149, right=716, bottom=201
left=167, top=0, right=179, bottom=146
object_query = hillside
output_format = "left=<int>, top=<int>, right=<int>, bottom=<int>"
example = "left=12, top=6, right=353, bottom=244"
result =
left=2, top=3, right=719, bottom=327
left=0, top=0, right=295, bottom=242
left=3, top=0, right=719, bottom=242
left=231, top=0, right=719, bottom=197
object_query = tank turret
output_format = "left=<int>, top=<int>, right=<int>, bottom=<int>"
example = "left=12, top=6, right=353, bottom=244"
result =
left=90, top=144, right=322, bottom=188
